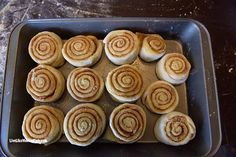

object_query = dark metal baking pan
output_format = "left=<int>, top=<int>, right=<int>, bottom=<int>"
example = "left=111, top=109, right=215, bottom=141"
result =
left=0, top=18, right=221, bottom=157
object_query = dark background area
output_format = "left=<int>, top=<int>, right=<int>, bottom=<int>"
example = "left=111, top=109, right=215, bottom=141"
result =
left=0, top=0, right=236, bottom=156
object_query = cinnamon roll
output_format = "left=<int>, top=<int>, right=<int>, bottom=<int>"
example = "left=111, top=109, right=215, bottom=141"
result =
left=103, top=30, right=139, bottom=65
left=67, top=68, right=104, bottom=102
left=64, top=103, right=106, bottom=146
left=156, top=53, right=191, bottom=84
left=106, top=64, right=144, bottom=103
left=22, top=105, right=64, bottom=145
left=142, top=81, right=179, bottom=114
left=138, top=33, right=166, bottom=62
left=28, top=31, right=64, bottom=67
left=62, top=35, right=102, bottom=67
left=154, top=111, right=196, bottom=146
left=26, top=65, right=65, bottom=102
left=109, top=103, right=146, bottom=143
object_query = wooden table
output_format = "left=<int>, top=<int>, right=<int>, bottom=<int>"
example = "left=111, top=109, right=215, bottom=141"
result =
left=0, top=0, right=235, bottom=156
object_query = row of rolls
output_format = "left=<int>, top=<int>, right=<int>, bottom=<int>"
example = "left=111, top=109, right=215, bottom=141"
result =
left=23, top=30, right=195, bottom=147
left=26, top=56, right=190, bottom=104
left=29, top=30, right=190, bottom=84
left=22, top=103, right=195, bottom=146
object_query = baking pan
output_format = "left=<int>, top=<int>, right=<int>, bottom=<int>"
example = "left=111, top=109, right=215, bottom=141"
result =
left=0, top=18, right=221, bottom=157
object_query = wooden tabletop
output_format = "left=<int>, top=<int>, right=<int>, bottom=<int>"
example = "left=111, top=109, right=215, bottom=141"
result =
left=0, top=0, right=236, bottom=156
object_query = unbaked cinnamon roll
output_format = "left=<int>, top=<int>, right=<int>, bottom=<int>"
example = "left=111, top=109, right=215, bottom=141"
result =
left=154, top=111, right=196, bottom=146
left=22, top=105, right=64, bottom=145
left=142, top=81, right=179, bottom=114
left=156, top=53, right=191, bottom=84
left=106, top=64, right=144, bottom=103
left=26, top=65, right=65, bottom=102
left=67, top=68, right=104, bottom=102
left=137, top=33, right=166, bottom=62
left=64, top=103, right=106, bottom=146
left=28, top=31, right=64, bottom=67
left=103, top=30, right=139, bottom=65
left=109, top=103, right=146, bottom=143
left=62, top=35, right=102, bottom=67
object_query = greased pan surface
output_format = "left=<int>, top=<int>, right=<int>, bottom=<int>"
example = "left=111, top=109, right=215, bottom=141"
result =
left=34, top=40, right=187, bottom=143
left=0, top=18, right=221, bottom=157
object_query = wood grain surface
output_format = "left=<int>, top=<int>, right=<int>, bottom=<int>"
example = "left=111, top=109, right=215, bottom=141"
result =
left=0, top=0, right=236, bottom=156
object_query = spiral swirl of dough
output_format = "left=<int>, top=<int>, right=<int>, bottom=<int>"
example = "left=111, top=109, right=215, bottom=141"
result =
left=107, top=32, right=134, bottom=56
left=165, top=116, right=190, bottom=142
left=106, top=65, right=144, bottom=102
left=165, top=55, right=189, bottom=79
left=146, top=35, right=165, bottom=52
left=67, top=68, right=104, bottom=102
left=22, top=105, right=64, bottom=145
left=142, top=81, right=179, bottom=114
left=156, top=53, right=191, bottom=84
left=28, top=31, right=64, bottom=67
left=103, top=30, right=139, bottom=65
left=154, top=111, right=196, bottom=146
left=109, top=103, right=146, bottom=143
left=62, top=35, right=102, bottom=67
left=164, top=53, right=191, bottom=80
left=26, top=65, right=65, bottom=102
left=63, top=103, right=106, bottom=146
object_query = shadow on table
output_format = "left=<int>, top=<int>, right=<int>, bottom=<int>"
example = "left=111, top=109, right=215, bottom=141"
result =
left=215, top=145, right=236, bottom=157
